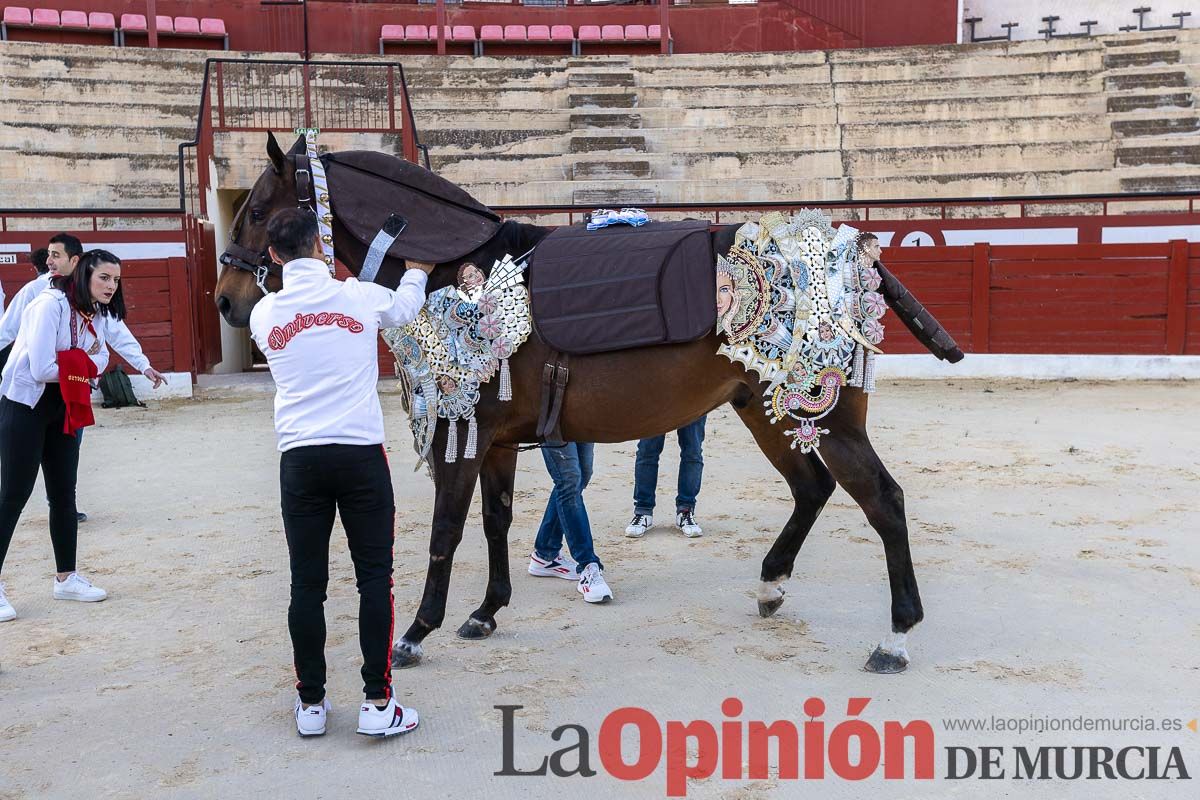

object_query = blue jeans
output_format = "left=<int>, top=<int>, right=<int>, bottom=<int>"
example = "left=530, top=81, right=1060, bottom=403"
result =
left=534, top=442, right=600, bottom=573
left=633, top=415, right=706, bottom=516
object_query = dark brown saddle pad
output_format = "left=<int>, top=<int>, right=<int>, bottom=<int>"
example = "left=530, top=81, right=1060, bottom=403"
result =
left=324, top=151, right=502, bottom=289
left=529, top=220, right=715, bottom=355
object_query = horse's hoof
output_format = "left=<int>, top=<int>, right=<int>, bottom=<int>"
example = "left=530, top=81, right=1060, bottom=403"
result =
left=391, top=639, right=423, bottom=669
left=864, top=645, right=909, bottom=674
left=456, top=617, right=495, bottom=640
left=757, top=597, right=786, bottom=618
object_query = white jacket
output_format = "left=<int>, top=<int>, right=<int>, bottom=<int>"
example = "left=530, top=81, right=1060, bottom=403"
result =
left=249, top=257, right=428, bottom=452
left=0, top=289, right=110, bottom=408
left=0, top=272, right=150, bottom=373
left=0, top=273, right=50, bottom=350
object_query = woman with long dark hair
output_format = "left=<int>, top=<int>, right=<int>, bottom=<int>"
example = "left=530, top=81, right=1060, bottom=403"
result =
left=0, top=249, right=137, bottom=621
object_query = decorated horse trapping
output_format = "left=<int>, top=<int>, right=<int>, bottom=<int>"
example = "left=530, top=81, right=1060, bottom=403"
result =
left=383, top=253, right=532, bottom=465
left=716, top=210, right=887, bottom=452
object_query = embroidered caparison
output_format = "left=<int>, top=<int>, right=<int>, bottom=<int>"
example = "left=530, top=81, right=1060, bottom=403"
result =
left=383, top=253, right=531, bottom=467
left=716, top=211, right=887, bottom=452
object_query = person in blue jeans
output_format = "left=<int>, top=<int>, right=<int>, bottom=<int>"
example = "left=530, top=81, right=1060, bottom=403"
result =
left=625, top=415, right=707, bottom=538
left=527, top=442, right=613, bottom=604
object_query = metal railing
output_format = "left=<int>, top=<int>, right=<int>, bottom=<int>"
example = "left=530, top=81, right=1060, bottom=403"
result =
left=178, top=57, right=428, bottom=218
left=489, top=191, right=1200, bottom=225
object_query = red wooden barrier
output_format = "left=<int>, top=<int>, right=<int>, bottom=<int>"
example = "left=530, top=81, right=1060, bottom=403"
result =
left=880, top=241, right=1198, bottom=356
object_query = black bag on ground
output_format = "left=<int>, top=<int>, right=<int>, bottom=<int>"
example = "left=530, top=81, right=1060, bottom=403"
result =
left=98, top=369, right=145, bottom=409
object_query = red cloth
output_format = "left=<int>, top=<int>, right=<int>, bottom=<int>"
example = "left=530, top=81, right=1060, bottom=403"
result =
left=57, top=348, right=98, bottom=435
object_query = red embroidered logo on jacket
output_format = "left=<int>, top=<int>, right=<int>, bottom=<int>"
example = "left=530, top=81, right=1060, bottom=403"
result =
left=267, top=312, right=365, bottom=350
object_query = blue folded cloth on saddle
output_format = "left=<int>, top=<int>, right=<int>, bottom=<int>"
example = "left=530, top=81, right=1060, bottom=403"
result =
left=587, top=207, right=650, bottom=231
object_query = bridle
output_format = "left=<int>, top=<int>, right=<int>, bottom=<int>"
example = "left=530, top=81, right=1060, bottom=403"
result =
left=218, top=154, right=317, bottom=295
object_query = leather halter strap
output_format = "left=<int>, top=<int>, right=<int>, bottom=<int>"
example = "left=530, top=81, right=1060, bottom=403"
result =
left=218, top=156, right=316, bottom=294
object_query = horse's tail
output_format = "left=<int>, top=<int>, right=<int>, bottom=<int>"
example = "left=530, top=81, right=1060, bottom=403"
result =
left=875, top=260, right=965, bottom=363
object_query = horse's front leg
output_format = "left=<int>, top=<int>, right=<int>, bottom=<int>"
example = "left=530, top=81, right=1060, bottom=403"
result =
left=392, top=439, right=485, bottom=669
left=819, top=428, right=924, bottom=674
left=456, top=443, right=518, bottom=640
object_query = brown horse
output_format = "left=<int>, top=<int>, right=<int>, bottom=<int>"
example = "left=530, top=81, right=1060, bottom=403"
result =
left=216, top=134, right=948, bottom=673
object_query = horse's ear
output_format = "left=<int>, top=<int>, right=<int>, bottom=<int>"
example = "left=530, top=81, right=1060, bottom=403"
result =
left=288, top=135, right=307, bottom=155
left=266, top=132, right=286, bottom=175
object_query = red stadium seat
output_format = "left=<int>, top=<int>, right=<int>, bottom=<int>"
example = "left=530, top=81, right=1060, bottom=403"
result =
left=479, top=24, right=503, bottom=42
left=527, top=25, right=550, bottom=42
left=578, top=25, right=601, bottom=42
left=1, top=6, right=30, bottom=40
left=550, top=25, right=573, bottom=42
left=3, top=7, right=32, bottom=26
left=451, top=25, right=475, bottom=41
left=31, top=8, right=58, bottom=27
left=405, top=24, right=428, bottom=41
left=503, top=25, right=526, bottom=42
left=601, top=24, right=624, bottom=41
left=60, top=10, right=88, bottom=30
left=88, top=12, right=116, bottom=31
left=174, top=16, right=200, bottom=35
left=155, top=15, right=172, bottom=33
left=200, top=18, right=225, bottom=35
left=120, top=13, right=147, bottom=32
left=624, top=24, right=648, bottom=41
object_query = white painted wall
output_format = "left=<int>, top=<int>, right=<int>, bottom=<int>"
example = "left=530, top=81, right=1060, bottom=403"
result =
left=961, top=0, right=1194, bottom=41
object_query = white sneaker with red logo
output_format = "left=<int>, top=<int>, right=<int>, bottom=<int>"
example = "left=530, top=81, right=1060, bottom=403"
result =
left=294, top=696, right=331, bottom=737
left=527, top=551, right=578, bottom=581
left=577, top=563, right=613, bottom=604
left=357, top=697, right=420, bottom=738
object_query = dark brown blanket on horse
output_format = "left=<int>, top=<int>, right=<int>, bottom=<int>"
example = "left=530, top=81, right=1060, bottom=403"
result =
left=325, top=151, right=502, bottom=288
left=529, top=220, right=716, bottom=355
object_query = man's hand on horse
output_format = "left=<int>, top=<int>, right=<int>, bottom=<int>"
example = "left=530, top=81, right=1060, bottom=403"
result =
left=406, top=260, right=436, bottom=275
left=143, top=368, right=167, bottom=388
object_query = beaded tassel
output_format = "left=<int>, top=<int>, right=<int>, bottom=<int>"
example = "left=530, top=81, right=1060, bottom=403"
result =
left=463, top=416, right=479, bottom=459
left=849, top=344, right=865, bottom=388
left=499, top=358, right=512, bottom=401
left=445, top=419, right=458, bottom=463
left=863, top=351, right=878, bottom=393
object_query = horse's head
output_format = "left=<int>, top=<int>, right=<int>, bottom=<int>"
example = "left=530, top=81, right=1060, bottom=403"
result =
left=215, top=132, right=307, bottom=327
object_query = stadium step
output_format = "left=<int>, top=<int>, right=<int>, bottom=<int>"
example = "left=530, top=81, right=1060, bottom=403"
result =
left=1102, top=34, right=1178, bottom=47
left=571, top=160, right=652, bottom=180
left=1111, top=115, right=1200, bottom=137
left=571, top=186, right=658, bottom=205
left=567, top=92, right=638, bottom=109
left=570, top=135, right=647, bottom=153
left=1115, top=141, right=1200, bottom=167
left=1104, top=70, right=1189, bottom=91
left=1102, top=50, right=1181, bottom=69
left=1119, top=172, right=1200, bottom=192
left=570, top=112, right=642, bottom=129
left=568, top=71, right=635, bottom=88
left=1106, top=91, right=1194, bottom=112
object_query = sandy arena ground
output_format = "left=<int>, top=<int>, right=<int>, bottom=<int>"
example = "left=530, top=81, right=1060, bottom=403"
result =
left=0, top=379, right=1197, bottom=799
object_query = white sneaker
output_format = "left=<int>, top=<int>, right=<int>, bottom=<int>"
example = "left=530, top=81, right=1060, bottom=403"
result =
left=0, top=582, right=15, bottom=622
left=528, top=551, right=578, bottom=580
left=294, top=696, right=331, bottom=737
left=676, top=509, right=703, bottom=538
left=357, top=697, right=419, bottom=738
left=52, top=572, right=107, bottom=602
left=577, top=563, right=613, bottom=604
left=625, top=514, right=653, bottom=538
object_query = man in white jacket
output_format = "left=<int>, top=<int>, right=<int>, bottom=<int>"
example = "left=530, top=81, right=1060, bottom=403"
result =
left=249, top=207, right=432, bottom=739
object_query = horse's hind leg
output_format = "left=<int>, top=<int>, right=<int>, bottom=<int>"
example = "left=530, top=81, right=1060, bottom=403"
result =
left=818, top=427, right=924, bottom=674
left=731, top=389, right=837, bottom=618
left=457, top=444, right=517, bottom=640
left=391, top=453, right=484, bottom=669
